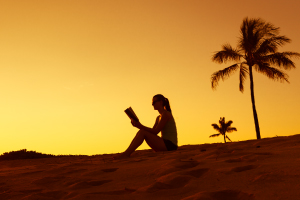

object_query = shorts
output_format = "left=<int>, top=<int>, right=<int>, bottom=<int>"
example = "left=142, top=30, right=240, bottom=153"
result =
left=163, top=139, right=178, bottom=151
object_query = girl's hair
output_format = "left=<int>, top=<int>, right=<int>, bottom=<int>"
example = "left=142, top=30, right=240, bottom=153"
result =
left=153, top=94, right=172, bottom=113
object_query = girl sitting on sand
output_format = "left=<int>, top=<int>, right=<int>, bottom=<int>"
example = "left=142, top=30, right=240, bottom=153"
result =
left=117, top=94, right=178, bottom=158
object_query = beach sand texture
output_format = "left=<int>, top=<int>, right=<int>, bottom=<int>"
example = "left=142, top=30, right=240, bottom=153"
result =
left=1, top=134, right=300, bottom=200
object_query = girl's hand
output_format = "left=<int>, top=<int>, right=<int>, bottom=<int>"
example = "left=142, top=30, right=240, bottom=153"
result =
left=131, top=119, right=142, bottom=129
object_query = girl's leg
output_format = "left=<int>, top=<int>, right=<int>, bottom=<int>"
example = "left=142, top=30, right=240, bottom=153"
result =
left=144, top=132, right=168, bottom=152
left=121, top=130, right=167, bottom=157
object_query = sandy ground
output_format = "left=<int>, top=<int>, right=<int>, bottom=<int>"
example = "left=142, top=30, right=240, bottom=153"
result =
left=1, top=134, right=300, bottom=200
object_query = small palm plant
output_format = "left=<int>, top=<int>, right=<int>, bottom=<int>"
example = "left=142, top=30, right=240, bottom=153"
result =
left=210, top=117, right=237, bottom=143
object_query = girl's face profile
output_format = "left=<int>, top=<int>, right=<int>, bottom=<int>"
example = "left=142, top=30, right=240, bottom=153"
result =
left=152, top=97, right=162, bottom=110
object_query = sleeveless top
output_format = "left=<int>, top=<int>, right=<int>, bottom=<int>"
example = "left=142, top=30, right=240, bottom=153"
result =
left=160, top=117, right=178, bottom=146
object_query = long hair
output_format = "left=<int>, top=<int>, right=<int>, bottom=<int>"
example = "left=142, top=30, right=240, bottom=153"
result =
left=153, top=94, right=172, bottom=113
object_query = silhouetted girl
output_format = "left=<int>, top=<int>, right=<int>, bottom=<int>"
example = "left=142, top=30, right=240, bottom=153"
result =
left=117, top=94, right=178, bottom=158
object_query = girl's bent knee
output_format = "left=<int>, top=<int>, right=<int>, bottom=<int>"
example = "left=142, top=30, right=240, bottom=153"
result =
left=138, top=130, right=150, bottom=134
left=136, top=130, right=145, bottom=137
left=137, top=130, right=152, bottom=138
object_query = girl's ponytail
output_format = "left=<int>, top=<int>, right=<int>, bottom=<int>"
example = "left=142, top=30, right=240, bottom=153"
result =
left=164, top=98, right=172, bottom=113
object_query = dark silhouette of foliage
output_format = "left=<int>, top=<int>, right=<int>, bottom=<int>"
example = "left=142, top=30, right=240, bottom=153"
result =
left=211, top=17, right=300, bottom=140
left=210, top=117, right=237, bottom=143
left=0, top=149, right=91, bottom=160
left=0, top=149, right=54, bottom=160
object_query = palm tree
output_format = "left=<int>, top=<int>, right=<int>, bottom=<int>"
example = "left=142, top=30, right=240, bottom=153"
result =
left=211, top=17, right=300, bottom=139
left=210, top=117, right=237, bottom=143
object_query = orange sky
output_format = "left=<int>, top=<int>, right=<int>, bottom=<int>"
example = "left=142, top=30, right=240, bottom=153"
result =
left=0, top=0, right=300, bottom=155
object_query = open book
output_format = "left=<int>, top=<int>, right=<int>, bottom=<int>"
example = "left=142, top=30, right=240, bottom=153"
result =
left=124, top=107, right=139, bottom=122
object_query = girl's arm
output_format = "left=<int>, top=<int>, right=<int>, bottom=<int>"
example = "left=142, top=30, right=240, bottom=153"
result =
left=152, top=116, right=160, bottom=129
left=132, top=113, right=171, bottom=135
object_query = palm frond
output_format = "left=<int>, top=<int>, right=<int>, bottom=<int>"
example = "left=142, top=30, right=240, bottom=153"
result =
left=260, top=20, right=279, bottom=38
left=226, top=135, right=232, bottom=142
left=209, top=133, right=221, bottom=138
left=255, top=39, right=277, bottom=55
left=239, top=63, right=249, bottom=92
left=211, top=64, right=239, bottom=90
left=227, top=127, right=237, bottom=133
left=239, top=18, right=266, bottom=53
left=226, top=120, right=233, bottom=127
left=239, top=17, right=280, bottom=55
left=219, top=117, right=225, bottom=125
left=254, top=63, right=289, bottom=83
left=212, top=44, right=242, bottom=64
left=211, top=124, right=221, bottom=132
left=255, top=36, right=291, bottom=56
left=264, top=52, right=300, bottom=69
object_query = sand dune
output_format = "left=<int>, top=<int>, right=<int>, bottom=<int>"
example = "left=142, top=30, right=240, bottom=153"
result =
left=1, top=134, right=300, bottom=199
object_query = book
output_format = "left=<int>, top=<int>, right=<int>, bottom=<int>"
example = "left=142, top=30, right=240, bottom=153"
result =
left=124, top=107, right=139, bottom=122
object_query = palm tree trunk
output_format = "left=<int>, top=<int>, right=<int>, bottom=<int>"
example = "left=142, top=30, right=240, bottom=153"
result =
left=224, top=134, right=226, bottom=143
left=249, top=66, right=261, bottom=139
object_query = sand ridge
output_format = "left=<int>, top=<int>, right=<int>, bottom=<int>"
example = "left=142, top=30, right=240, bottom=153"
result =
left=1, top=134, right=300, bottom=199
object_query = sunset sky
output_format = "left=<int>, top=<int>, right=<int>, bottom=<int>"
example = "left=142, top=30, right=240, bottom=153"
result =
left=1, top=0, right=300, bottom=155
